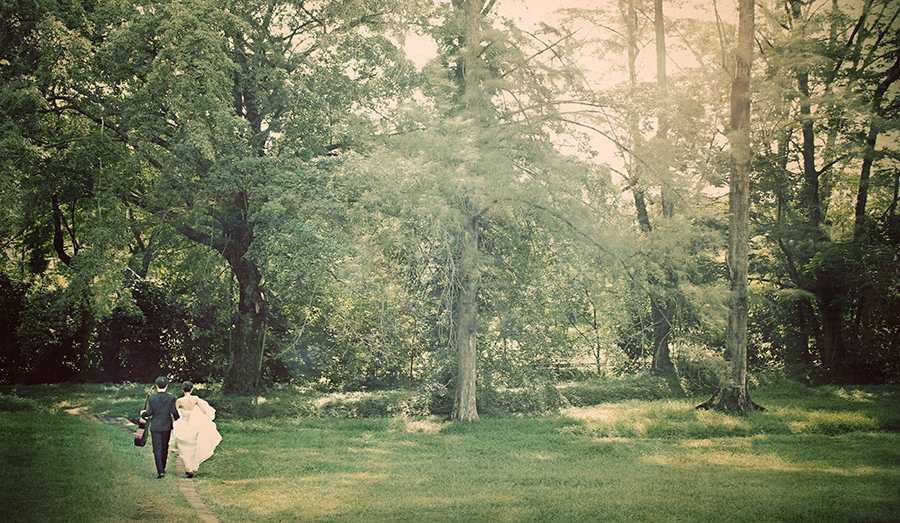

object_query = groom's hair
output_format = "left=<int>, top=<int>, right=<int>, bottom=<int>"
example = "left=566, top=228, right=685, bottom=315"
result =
left=155, top=376, right=169, bottom=389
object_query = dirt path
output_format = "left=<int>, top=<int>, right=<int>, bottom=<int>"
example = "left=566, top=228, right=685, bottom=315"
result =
left=67, top=409, right=220, bottom=523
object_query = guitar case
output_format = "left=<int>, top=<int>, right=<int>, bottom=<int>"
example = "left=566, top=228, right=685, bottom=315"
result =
left=134, top=391, right=150, bottom=447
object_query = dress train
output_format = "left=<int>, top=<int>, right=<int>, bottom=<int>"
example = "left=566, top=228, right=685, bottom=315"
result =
left=173, top=399, right=221, bottom=472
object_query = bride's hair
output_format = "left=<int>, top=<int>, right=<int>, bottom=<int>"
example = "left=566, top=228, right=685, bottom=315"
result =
left=182, top=381, right=193, bottom=392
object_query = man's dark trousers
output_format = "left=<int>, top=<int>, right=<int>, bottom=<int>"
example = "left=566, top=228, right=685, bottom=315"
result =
left=151, top=430, right=172, bottom=474
left=143, top=391, right=179, bottom=476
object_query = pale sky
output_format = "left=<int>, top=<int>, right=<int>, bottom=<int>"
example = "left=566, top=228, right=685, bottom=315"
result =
left=402, top=0, right=738, bottom=171
left=405, top=0, right=732, bottom=70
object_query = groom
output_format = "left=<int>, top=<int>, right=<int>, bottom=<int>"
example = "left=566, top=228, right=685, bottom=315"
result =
left=141, top=376, right=180, bottom=478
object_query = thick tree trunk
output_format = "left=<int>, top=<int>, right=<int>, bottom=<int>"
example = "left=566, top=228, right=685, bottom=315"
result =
left=696, top=381, right=765, bottom=412
left=453, top=220, right=480, bottom=422
left=622, top=0, right=675, bottom=373
left=650, top=294, right=675, bottom=373
left=698, top=0, right=761, bottom=414
left=223, top=255, right=267, bottom=395
left=815, top=274, right=846, bottom=378
left=222, top=216, right=266, bottom=395
left=179, top=200, right=266, bottom=395
left=631, top=187, right=674, bottom=373
left=798, top=71, right=822, bottom=228
left=785, top=301, right=814, bottom=378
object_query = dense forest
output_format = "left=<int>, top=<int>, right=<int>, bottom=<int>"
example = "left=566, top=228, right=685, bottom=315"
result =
left=1, top=0, right=897, bottom=416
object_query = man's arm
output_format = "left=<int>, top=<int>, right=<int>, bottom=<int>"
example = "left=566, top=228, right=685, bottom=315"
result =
left=141, top=395, right=155, bottom=419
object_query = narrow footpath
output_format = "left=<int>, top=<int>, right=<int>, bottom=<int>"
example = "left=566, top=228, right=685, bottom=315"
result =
left=67, top=409, right=220, bottom=523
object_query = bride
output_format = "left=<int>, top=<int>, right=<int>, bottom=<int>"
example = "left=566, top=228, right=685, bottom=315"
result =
left=173, top=381, right=222, bottom=478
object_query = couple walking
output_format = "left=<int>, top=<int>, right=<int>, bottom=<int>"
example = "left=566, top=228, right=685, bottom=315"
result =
left=141, top=376, right=222, bottom=478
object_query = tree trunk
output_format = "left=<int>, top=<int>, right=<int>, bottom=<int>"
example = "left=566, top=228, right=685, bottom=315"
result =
left=798, top=71, right=822, bottom=228
left=815, top=274, right=846, bottom=378
left=785, top=301, right=814, bottom=378
left=697, top=0, right=762, bottom=414
left=223, top=254, right=267, bottom=395
left=179, top=200, right=266, bottom=395
left=222, top=216, right=266, bottom=395
left=650, top=0, right=675, bottom=375
left=451, top=0, right=485, bottom=422
left=650, top=294, right=675, bottom=373
left=453, top=219, right=480, bottom=422
left=854, top=53, right=900, bottom=238
left=620, top=0, right=674, bottom=373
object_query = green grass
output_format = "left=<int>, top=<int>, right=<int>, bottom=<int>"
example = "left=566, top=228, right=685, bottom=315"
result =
left=2, top=380, right=899, bottom=522
left=0, top=389, right=201, bottom=522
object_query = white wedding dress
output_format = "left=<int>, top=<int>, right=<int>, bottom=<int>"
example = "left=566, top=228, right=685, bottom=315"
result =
left=173, top=398, right=222, bottom=473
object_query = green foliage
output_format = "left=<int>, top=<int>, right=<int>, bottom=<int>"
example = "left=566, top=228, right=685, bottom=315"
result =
left=296, top=391, right=397, bottom=419
left=1, top=0, right=897, bottom=400
left=0, top=274, right=28, bottom=383
left=746, top=0, right=900, bottom=386
left=13, top=287, right=92, bottom=384
left=673, top=344, right=728, bottom=396
left=489, top=381, right=568, bottom=415
left=200, top=373, right=686, bottom=420
left=96, top=278, right=229, bottom=384
left=0, top=0, right=434, bottom=394
left=213, top=395, right=297, bottom=420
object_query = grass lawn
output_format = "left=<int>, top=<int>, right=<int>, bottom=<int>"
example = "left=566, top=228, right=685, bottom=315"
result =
left=0, top=393, right=202, bottom=522
left=1, top=381, right=899, bottom=522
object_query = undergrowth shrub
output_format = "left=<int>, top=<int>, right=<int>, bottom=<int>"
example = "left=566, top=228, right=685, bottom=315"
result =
left=0, top=392, right=40, bottom=412
left=427, top=385, right=455, bottom=416
left=558, top=373, right=676, bottom=407
left=394, top=384, right=448, bottom=417
left=214, top=395, right=293, bottom=419
left=674, top=345, right=726, bottom=395
left=493, top=381, right=567, bottom=415
left=212, top=371, right=702, bottom=421
left=295, top=391, right=398, bottom=418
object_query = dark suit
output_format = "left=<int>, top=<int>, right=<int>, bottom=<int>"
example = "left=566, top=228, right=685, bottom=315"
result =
left=142, top=391, right=179, bottom=475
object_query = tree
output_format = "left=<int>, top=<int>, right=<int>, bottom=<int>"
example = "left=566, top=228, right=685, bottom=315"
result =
left=750, top=0, right=900, bottom=383
left=0, top=0, right=138, bottom=381
left=343, top=0, right=615, bottom=418
left=697, top=0, right=763, bottom=413
left=648, top=0, right=676, bottom=374
left=548, top=0, right=733, bottom=374
left=22, top=0, right=421, bottom=393
left=0, top=274, right=28, bottom=383
left=449, top=0, right=491, bottom=421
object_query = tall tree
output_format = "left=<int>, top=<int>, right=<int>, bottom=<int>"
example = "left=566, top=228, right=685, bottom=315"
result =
left=0, top=0, right=136, bottom=381
left=649, top=0, right=676, bottom=374
left=449, top=0, right=488, bottom=422
left=348, top=0, right=604, bottom=418
left=751, top=0, right=900, bottom=383
left=554, top=0, right=730, bottom=371
left=2, top=0, right=422, bottom=391
left=697, top=0, right=763, bottom=413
